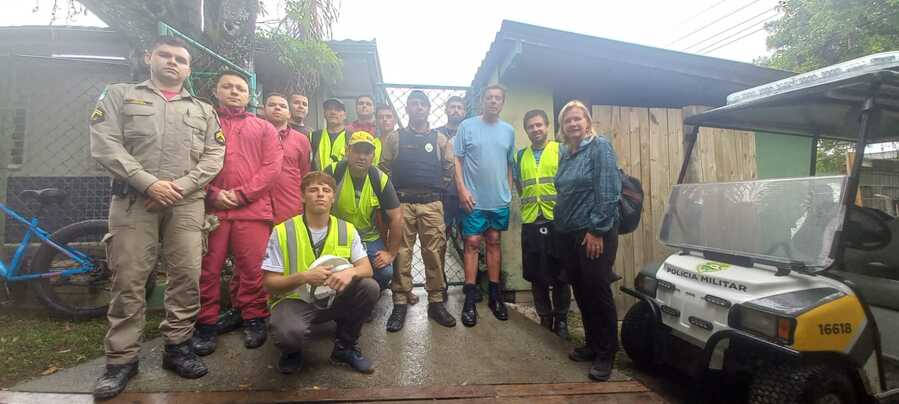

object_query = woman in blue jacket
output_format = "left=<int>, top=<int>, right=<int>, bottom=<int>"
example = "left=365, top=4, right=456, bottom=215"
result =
left=553, top=100, right=621, bottom=382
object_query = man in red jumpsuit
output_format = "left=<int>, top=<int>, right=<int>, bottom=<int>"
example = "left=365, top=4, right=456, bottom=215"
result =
left=215, top=92, right=311, bottom=335
left=191, top=72, right=283, bottom=355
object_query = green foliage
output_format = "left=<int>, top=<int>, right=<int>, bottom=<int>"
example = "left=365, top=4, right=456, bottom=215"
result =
left=257, top=0, right=342, bottom=94
left=762, top=0, right=899, bottom=73
left=760, top=0, right=899, bottom=173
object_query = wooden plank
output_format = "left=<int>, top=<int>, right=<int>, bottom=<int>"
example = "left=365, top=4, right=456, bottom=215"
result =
left=494, top=381, right=650, bottom=397
left=637, top=109, right=654, bottom=269
left=593, top=105, right=613, bottom=136
left=611, top=106, right=635, bottom=316
left=648, top=108, right=670, bottom=262
left=740, top=131, right=758, bottom=180
left=667, top=109, right=684, bottom=188
left=697, top=127, right=718, bottom=182
left=628, top=107, right=647, bottom=301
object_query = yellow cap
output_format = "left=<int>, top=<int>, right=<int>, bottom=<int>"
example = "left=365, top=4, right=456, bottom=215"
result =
left=348, top=131, right=376, bottom=147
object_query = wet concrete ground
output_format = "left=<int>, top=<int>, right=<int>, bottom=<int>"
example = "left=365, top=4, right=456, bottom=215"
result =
left=13, top=287, right=630, bottom=394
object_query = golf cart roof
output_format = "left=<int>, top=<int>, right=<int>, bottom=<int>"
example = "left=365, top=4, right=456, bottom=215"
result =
left=684, top=52, right=899, bottom=142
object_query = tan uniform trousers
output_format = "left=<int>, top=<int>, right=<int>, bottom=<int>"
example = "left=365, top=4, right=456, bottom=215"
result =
left=104, top=193, right=204, bottom=365
left=392, top=200, right=446, bottom=304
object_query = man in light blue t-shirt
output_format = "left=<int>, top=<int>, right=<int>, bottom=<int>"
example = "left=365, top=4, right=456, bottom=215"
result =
left=453, top=84, right=515, bottom=327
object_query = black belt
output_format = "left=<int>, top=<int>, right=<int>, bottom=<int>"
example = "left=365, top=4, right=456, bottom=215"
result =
left=397, top=190, right=442, bottom=204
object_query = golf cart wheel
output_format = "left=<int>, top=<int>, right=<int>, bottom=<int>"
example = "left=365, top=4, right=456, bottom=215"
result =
left=621, top=300, right=656, bottom=368
left=747, top=364, right=857, bottom=404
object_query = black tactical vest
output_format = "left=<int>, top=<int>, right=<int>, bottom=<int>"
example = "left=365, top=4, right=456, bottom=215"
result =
left=391, top=128, right=442, bottom=191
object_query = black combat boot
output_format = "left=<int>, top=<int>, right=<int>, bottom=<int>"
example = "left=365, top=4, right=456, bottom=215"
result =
left=277, top=350, right=304, bottom=374
left=488, top=282, right=508, bottom=321
left=569, top=344, right=597, bottom=362
left=386, top=304, right=407, bottom=332
left=461, top=284, right=478, bottom=327
left=553, top=313, right=570, bottom=339
left=190, top=323, right=217, bottom=356
left=539, top=315, right=553, bottom=330
left=162, top=341, right=208, bottom=379
left=216, top=308, right=243, bottom=334
left=589, top=355, right=614, bottom=382
left=93, top=362, right=138, bottom=400
left=428, top=302, right=457, bottom=327
left=243, top=318, right=267, bottom=349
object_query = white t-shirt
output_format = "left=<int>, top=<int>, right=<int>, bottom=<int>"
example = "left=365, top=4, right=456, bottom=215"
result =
left=262, top=224, right=367, bottom=273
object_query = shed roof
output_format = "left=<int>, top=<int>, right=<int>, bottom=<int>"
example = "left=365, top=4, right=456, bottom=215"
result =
left=471, top=20, right=794, bottom=108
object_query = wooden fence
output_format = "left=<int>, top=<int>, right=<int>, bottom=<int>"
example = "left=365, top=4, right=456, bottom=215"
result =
left=590, top=105, right=758, bottom=317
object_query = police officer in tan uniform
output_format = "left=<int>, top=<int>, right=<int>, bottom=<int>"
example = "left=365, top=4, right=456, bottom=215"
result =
left=89, top=36, right=225, bottom=400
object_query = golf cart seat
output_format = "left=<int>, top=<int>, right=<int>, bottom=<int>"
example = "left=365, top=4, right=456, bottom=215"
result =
left=18, top=188, right=67, bottom=205
left=842, top=211, right=899, bottom=310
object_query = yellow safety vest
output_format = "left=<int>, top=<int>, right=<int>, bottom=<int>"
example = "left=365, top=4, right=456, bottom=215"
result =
left=517, top=141, right=560, bottom=224
left=331, top=164, right=389, bottom=242
left=270, top=215, right=355, bottom=308
left=314, top=128, right=347, bottom=171
left=371, top=137, right=382, bottom=167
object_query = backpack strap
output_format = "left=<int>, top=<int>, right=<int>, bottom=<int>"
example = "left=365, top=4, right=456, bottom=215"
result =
left=368, top=166, right=385, bottom=203
left=330, top=160, right=348, bottom=184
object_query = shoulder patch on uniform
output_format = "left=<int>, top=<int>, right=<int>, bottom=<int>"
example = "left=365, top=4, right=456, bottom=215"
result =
left=215, top=130, right=226, bottom=145
left=124, top=98, right=153, bottom=106
left=90, top=106, right=106, bottom=125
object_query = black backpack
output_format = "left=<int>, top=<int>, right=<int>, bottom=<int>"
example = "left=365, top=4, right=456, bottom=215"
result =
left=618, top=169, right=643, bottom=235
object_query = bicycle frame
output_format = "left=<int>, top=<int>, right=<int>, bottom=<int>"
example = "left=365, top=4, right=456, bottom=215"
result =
left=0, top=202, right=95, bottom=282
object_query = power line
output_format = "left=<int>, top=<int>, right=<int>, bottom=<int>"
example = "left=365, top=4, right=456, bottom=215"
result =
left=682, top=6, right=778, bottom=52
left=673, top=0, right=730, bottom=27
left=700, top=26, right=767, bottom=54
left=665, top=0, right=763, bottom=47
left=693, top=14, right=779, bottom=54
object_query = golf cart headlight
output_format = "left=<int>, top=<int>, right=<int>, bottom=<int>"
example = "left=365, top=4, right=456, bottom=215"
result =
left=635, top=274, right=657, bottom=298
left=732, top=305, right=795, bottom=344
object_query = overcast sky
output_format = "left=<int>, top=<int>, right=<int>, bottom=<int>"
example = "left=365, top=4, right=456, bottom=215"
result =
left=6, top=0, right=782, bottom=86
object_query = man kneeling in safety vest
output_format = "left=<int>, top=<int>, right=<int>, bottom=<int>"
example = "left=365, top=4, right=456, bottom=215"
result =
left=261, top=171, right=379, bottom=375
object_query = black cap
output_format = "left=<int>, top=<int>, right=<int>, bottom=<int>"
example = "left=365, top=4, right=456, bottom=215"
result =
left=323, top=98, right=345, bottom=110
left=407, top=90, right=430, bottom=107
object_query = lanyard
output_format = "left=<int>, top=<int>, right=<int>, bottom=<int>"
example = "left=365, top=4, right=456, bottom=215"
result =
left=303, top=220, right=329, bottom=259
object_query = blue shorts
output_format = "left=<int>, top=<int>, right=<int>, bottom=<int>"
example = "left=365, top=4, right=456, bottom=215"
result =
left=461, top=207, right=510, bottom=237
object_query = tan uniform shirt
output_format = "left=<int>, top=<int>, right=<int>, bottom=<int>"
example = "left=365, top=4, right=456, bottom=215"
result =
left=89, top=80, right=225, bottom=201
left=379, top=128, right=455, bottom=191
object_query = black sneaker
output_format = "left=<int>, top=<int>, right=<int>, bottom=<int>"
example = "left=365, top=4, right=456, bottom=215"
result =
left=569, top=345, right=597, bottom=362
left=461, top=284, right=478, bottom=327
left=243, top=318, right=267, bottom=349
left=277, top=351, right=304, bottom=374
left=93, top=362, right=138, bottom=400
left=190, top=324, right=218, bottom=356
left=216, top=308, right=243, bottom=334
left=553, top=314, right=570, bottom=340
left=488, top=282, right=508, bottom=321
left=589, top=357, right=613, bottom=381
left=386, top=304, right=407, bottom=332
left=330, top=340, right=374, bottom=374
left=162, top=341, right=208, bottom=379
left=427, top=302, right=456, bottom=327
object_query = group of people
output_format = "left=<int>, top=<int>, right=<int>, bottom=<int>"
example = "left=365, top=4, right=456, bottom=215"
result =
left=87, top=36, right=623, bottom=400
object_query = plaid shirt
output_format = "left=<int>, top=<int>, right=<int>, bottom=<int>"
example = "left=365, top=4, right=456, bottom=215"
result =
left=553, top=135, right=621, bottom=235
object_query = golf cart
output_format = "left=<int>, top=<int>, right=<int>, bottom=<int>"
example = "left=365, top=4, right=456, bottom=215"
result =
left=620, top=52, right=899, bottom=404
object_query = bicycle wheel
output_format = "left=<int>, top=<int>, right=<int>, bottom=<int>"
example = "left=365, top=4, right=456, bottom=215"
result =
left=27, top=220, right=156, bottom=319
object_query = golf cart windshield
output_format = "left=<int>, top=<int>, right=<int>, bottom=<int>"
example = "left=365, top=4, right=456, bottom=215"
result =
left=660, top=176, right=848, bottom=269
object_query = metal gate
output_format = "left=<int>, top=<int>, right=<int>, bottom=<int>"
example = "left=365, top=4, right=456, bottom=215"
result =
left=377, top=83, right=469, bottom=286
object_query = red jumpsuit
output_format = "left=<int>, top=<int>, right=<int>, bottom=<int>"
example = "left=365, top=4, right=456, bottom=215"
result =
left=271, top=126, right=312, bottom=224
left=199, top=107, right=283, bottom=325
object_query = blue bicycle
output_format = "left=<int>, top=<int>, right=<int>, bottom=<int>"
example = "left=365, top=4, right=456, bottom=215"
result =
left=0, top=188, right=155, bottom=319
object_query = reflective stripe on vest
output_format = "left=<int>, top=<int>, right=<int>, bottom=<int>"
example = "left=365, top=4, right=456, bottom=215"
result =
left=518, top=141, right=560, bottom=224
left=314, top=129, right=347, bottom=172
left=332, top=164, right=389, bottom=242
left=270, top=215, right=355, bottom=308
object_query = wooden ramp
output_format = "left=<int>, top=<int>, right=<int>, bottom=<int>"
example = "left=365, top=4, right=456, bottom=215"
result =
left=1, top=381, right=665, bottom=403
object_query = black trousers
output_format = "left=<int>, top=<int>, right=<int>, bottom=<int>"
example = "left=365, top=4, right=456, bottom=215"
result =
left=522, top=222, right=570, bottom=317
left=556, top=228, right=619, bottom=360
